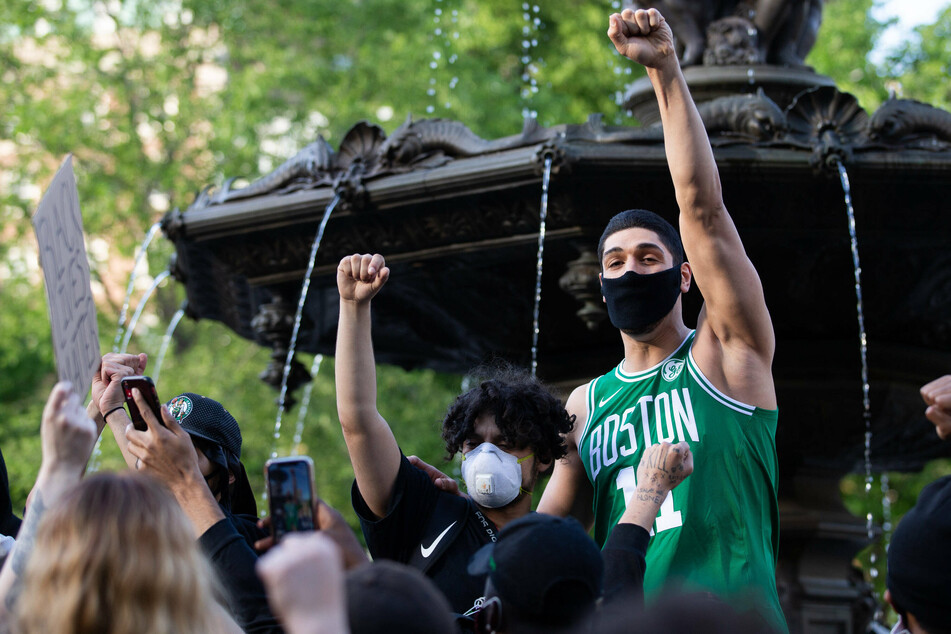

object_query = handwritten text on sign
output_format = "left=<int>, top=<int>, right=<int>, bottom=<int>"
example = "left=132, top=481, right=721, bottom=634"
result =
left=32, top=156, right=100, bottom=400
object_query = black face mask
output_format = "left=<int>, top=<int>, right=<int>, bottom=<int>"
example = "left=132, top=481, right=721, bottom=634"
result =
left=600, top=266, right=683, bottom=334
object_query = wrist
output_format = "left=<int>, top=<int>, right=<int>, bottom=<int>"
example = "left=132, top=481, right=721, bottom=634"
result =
left=339, top=297, right=371, bottom=310
left=36, top=463, right=84, bottom=491
left=102, top=405, right=125, bottom=422
left=646, top=55, right=682, bottom=82
left=634, top=485, right=670, bottom=506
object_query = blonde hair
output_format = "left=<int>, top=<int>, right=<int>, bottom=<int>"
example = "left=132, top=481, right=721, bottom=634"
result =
left=14, top=472, right=228, bottom=634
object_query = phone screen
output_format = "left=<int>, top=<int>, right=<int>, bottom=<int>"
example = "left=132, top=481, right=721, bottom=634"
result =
left=266, top=458, right=316, bottom=543
left=120, top=376, right=164, bottom=432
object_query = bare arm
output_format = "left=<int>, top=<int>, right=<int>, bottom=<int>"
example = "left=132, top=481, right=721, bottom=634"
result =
left=537, top=385, right=594, bottom=529
left=0, top=383, right=97, bottom=617
left=610, top=9, right=775, bottom=405
left=90, top=352, right=148, bottom=469
left=335, top=254, right=402, bottom=520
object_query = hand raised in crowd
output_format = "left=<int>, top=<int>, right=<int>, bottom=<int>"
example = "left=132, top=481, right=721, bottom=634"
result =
left=337, top=253, right=389, bottom=305
left=40, top=382, right=98, bottom=481
left=124, top=390, right=201, bottom=485
left=256, top=532, right=351, bottom=634
left=607, top=8, right=675, bottom=69
left=124, top=388, right=224, bottom=535
left=255, top=499, right=369, bottom=570
left=636, top=441, right=693, bottom=500
left=0, top=383, right=98, bottom=619
left=621, top=441, right=693, bottom=531
left=921, top=375, right=951, bottom=440
left=408, top=455, right=463, bottom=497
left=90, top=352, right=148, bottom=415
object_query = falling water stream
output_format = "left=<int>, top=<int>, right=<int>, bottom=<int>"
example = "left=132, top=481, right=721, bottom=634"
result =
left=530, top=155, right=553, bottom=376
left=92, top=222, right=163, bottom=470
left=291, top=354, right=324, bottom=456
left=113, top=222, right=162, bottom=352
left=835, top=161, right=884, bottom=589
left=269, top=193, right=341, bottom=459
left=119, top=269, right=171, bottom=353
left=153, top=304, right=186, bottom=384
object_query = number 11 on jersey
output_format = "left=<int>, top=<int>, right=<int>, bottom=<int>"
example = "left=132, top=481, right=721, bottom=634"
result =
left=616, top=465, right=683, bottom=535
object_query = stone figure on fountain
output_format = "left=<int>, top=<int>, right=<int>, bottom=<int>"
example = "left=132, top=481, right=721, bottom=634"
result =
left=629, top=0, right=822, bottom=67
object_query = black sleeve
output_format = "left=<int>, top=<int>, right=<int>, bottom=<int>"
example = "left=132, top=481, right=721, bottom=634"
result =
left=601, top=522, right=650, bottom=606
left=351, top=453, right=441, bottom=563
left=199, top=518, right=283, bottom=634
left=227, top=509, right=269, bottom=546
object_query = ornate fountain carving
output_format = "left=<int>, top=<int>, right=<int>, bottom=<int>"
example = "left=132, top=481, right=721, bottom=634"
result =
left=867, top=98, right=951, bottom=150
left=188, top=117, right=555, bottom=211
left=559, top=246, right=606, bottom=331
left=629, top=0, right=822, bottom=67
left=250, top=291, right=312, bottom=408
left=783, top=86, right=869, bottom=170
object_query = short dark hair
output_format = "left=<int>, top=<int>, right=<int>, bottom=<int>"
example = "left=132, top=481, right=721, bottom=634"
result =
left=597, top=209, right=684, bottom=269
left=346, top=561, right=455, bottom=634
left=441, top=364, right=574, bottom=465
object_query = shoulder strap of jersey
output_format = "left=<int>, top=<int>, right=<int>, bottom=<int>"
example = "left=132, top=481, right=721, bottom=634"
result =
left=408, top=491, right=471, bottom=574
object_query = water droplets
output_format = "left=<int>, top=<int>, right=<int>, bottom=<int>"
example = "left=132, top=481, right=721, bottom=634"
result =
left=608, top=0, right=630, bottom=123
left=520, top=2, right=544, bottom=119
left=426, top=0, right=460, bottom=115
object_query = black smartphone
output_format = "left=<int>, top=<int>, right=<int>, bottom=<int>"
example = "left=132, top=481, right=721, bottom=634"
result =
left=120, top=375, right=164, bottom=432
left=265, top=456, right=316, bottom=543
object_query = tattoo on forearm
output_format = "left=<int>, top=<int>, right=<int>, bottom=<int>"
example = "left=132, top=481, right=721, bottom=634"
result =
left=635, top=487, right=666, bottom=506
left=4, top=491, right=47, bottom=611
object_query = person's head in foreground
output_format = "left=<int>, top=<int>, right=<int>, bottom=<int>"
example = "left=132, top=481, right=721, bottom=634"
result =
left=14, top=472, right=229, bottom=634
left=468, top=513, right=603, bottom=633
left=346, top=560, right=456, bottom=634
left=886, top=475, right=951, bottom=634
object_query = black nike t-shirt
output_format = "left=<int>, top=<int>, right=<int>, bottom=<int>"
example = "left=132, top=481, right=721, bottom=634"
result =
left=352, top=453, right=498, bottom=615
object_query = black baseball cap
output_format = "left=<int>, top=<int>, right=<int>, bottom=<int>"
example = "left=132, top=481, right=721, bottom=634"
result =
left=346, top=561, right=456, bottom=634
left=887, top=475, right=951, bottom=628
left=468, top=513, right=603, bottom=623
left=166, top=392, right=256, bottom=516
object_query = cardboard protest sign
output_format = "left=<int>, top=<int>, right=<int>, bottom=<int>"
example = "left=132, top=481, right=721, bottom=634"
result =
left=32, top=155, right=100, bottom=400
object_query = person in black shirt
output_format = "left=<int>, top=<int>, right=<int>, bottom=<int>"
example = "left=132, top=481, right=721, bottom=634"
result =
left=336, top=253, right=574, bottom=616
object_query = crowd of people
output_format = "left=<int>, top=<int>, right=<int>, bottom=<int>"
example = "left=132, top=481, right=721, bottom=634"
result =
left=1, top=8, right=949, bottom=634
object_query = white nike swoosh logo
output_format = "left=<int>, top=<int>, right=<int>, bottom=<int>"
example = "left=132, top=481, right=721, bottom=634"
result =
left=421, top=521, right=457, bottom=558
left=599, top=387, right=624, bottom=408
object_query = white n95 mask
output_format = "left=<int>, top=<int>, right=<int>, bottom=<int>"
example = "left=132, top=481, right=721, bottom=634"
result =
left=461, top=442, right=532, bottom=508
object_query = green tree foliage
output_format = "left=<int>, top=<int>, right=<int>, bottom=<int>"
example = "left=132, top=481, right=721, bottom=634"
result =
left=806, top=0, right=890, bottom=110
left=883, top=4, right=951, bottom=110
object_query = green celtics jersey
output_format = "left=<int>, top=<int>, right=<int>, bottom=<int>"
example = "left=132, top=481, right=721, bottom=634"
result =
left=579, top=331, right=786, bottom=632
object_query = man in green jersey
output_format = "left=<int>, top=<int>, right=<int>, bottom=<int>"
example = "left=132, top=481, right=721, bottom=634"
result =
left=538, top=7, right=785, bottom=632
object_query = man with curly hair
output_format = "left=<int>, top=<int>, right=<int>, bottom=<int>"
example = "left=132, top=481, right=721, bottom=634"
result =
left=335, top=252, right=574, bottom=617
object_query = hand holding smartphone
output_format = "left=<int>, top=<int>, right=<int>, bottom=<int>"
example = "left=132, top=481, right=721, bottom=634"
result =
left=120, top=375, right=165, bottom=432
left=265, top=457, right=316, bottom=543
